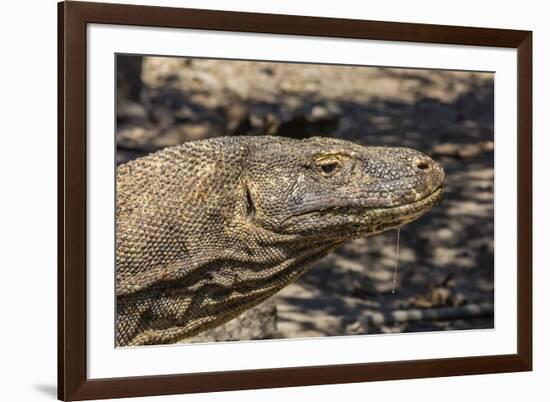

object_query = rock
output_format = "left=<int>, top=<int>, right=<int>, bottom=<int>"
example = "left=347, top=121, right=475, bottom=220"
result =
left=117, top=101, right=148, bottom=122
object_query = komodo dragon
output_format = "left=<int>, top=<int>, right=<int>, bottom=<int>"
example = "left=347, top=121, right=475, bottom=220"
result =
left=116, top=136, right=444, bottom=346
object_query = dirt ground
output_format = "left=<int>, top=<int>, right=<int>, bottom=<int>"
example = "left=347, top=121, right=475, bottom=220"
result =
left=116, top=55, right=494, bottom=340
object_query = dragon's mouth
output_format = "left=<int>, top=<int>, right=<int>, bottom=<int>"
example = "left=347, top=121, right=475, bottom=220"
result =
left=360, top=185, right=444, bottom=231
left=370, top=185, right=444, bottom=214
left=282, top=185, right=443, bottom=228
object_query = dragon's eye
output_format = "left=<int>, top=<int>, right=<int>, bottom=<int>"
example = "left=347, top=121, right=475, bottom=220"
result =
left=316, top=158, right=341, bottom=177
left=321, top=162, right=338, bottom=175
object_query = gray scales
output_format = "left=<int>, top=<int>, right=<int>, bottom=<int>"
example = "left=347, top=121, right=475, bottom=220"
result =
left=116, top=136, right=445, bottom=346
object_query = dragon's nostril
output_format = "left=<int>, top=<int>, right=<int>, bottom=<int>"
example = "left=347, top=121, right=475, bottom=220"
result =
left=416, top=160, right=430, bottom=171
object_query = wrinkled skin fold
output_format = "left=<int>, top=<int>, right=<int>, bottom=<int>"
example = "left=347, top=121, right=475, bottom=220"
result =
left=116, top=136, right=444, bottom=346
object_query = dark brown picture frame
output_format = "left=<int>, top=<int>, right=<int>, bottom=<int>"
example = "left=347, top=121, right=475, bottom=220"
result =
left=58, top=1, right=532, bottom=400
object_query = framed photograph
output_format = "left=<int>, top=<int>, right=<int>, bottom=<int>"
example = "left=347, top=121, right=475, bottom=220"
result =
left=58, top=1, right=532, bottom=400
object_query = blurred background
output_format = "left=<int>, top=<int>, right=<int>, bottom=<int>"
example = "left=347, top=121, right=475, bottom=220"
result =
left=116, top=55, right=494, bottom=342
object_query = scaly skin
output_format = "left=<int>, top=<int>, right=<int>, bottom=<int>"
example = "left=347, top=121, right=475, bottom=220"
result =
left=116, top=136, right=444, bottom=346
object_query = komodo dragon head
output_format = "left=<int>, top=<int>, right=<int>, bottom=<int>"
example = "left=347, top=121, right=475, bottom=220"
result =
left=116, top=136, right=444, bottom=346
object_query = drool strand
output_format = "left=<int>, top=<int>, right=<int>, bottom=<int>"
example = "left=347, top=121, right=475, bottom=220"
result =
left=392, top=227, right=401, bottom=294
